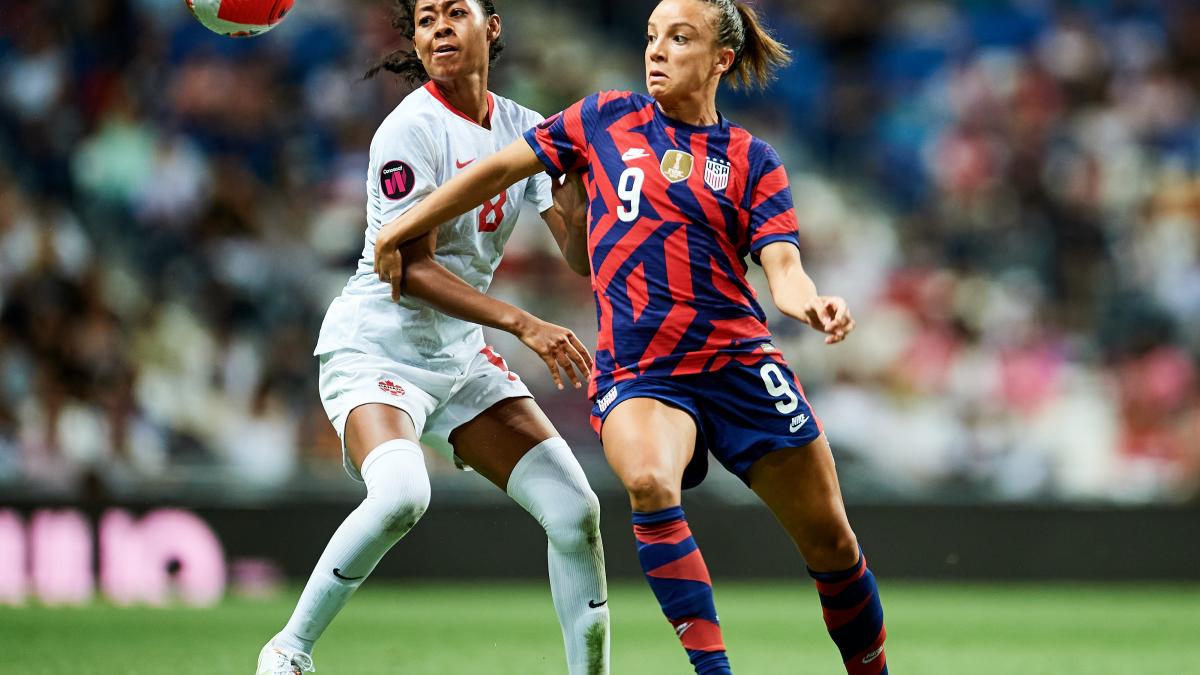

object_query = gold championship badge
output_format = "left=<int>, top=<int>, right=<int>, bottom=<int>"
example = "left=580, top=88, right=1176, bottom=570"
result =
left=660, top=149, right=694, bottom=183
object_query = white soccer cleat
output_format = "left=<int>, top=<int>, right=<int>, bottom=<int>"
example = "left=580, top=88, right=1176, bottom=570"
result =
left=256, top=642, right=315, bottom=674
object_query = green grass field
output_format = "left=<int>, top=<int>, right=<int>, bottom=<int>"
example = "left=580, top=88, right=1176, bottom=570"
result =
left=1, top=581, right=1197, bottom=674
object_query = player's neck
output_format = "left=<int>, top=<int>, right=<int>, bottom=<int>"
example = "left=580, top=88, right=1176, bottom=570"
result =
left=655, top=94, right=720, bottom=128
left=428, top=75, right=491, bottom=128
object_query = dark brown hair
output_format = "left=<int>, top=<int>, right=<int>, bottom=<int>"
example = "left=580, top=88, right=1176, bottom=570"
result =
left=703, top=0, right=792, bottom=90
left=364, top=0, right=504, bottom=84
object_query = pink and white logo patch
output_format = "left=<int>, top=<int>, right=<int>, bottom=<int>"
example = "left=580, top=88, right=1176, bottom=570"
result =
left=380, top=160, right=414, bottom=200
left=378, top=380, right=406, bottom=396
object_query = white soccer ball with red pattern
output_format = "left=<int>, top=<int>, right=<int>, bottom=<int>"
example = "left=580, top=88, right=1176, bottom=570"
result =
left=185, top=0, right=296, bottom=37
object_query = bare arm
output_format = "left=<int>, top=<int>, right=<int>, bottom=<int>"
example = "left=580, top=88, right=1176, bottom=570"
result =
left=542, top=172, right=590, bottom=276
left=400, top=231, right=593, bottom=389
left=375, top=140, right=546, bottom=295
left=759, top=241, right=855, bottom=344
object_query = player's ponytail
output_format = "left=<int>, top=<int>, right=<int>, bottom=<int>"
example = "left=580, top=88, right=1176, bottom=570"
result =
left=708, top=0, right=791, bottom=91
left=365, top=0, right=505, bottom=84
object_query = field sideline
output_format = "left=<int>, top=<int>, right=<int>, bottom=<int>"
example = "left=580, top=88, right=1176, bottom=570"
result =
left=1, top=581, right=1197, bottom=674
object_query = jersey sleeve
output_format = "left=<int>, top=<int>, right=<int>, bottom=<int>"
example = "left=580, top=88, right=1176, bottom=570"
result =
left=371, top=118, right=440, bottom=224
left=747, top=143, right=801, bottom=264
left=521, top=93, right=598, bottom=179
left=520, top=111, right=556, bottom=213
left=524, top=172, right=554, bottom=213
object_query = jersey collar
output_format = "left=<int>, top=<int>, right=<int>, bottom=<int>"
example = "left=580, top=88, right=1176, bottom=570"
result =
left=424, top=81, right=495, bottom=130
left=653, top=100, right=727, bottom=134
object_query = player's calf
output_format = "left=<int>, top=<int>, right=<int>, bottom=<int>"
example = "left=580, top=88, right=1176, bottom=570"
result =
left=632, top=506, right=732, bottom=675
left=272, top=439, right=430, bottom=656
left=809, top=550, right=888, bottom=675
left=506, top=437, right=611, bottom=674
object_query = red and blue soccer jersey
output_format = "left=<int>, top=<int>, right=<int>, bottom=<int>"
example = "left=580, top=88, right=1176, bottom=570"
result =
left=523, top=90, right=801, bottom=399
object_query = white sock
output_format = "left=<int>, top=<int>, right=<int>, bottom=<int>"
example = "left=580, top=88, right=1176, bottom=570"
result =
left=506, top=438, right=610, bottom=675
left=275, top=439, right=430, bottom=654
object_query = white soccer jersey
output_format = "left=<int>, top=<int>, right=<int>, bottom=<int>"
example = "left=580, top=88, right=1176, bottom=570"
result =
left=314, top=82, right=554, bottom=372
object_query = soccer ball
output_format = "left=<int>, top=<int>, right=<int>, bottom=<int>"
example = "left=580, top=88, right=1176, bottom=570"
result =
left=185, top=0, right=296, bottom=37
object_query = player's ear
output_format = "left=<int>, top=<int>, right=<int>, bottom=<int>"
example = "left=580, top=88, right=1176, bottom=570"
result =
left=714, top=46, right=735, bottom=77
left=486, top=13, right=501, bottom=44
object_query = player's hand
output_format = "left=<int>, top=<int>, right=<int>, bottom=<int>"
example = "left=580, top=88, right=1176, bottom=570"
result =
left=374, top=224, right=406, bottom=301
left=551, top=171, right=588, bottom=229
left=801, top=296, right=855, bottom=344
left=514, top=314, right=593, bottom=390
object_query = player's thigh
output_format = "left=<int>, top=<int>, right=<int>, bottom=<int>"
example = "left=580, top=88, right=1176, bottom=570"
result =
left=746, top=434, right=859, bottom=571
left=601, top=397, right=697, bottom=509
left=344, top=403, right=421, bottom=472
left=448, top=396, right=559, bottom=491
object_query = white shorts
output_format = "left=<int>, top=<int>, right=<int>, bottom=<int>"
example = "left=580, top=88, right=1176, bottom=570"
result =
left=318, top=346, right=533, bottom=480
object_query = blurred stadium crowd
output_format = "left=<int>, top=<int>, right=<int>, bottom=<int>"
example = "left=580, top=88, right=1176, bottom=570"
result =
left=1, top=0, right=1197, bottom=502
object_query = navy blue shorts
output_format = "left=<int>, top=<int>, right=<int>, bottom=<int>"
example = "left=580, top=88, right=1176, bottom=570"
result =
left=590, top=353, right=823, bottom=489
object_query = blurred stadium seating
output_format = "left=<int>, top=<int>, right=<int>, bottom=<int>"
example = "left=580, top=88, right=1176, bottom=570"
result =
left=1, top=0, right=1198, bottom=507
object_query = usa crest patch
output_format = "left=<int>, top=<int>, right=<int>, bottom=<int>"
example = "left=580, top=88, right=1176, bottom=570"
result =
left=704, top=156, right=730, bottom=191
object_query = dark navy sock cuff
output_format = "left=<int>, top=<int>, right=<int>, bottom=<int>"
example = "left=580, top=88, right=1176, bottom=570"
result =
left=807, top=547, right=866, bottom=582
left=631, top=505, right=686, bottom=526
left=691, top=649, right=732, bottom=674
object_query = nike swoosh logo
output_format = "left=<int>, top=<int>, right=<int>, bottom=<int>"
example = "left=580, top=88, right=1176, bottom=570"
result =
left=588, top=599, right=607, bottom=608
left=455, top=158, right=476, bottom=169
left=332, top=568, right=364, bottom=581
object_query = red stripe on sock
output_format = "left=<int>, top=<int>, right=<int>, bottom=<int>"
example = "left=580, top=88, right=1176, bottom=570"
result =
left=821, top=592, right=875, bottom=631
left=813, top=556, right=867, bottom=597
left=633, top=520, right=692, bottom=546
left=646, top=548, right=713, bottom=585
left=671, top=618, right=726, bottom=652
left=845, top=628, right=887, bottom=675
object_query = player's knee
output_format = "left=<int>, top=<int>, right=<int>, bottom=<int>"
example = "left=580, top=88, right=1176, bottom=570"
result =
left=803, top=528, right=860, bottom=571
left=369, top=481, right=430, bottom=537
left=622, top=470, right=680, bottom=511
left=378, top=493, right=429, bottom=537
left=543, top=487, right=601, bottom=552
left=358, top=439, right=430, bottom=537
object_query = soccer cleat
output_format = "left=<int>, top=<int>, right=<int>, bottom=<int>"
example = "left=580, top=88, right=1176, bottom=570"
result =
left=256, top=643, right=315, bottom=674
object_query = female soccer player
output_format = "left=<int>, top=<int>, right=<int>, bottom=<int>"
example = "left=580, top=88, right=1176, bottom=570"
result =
left=372, top=0, right=890, bottom=673
left=255, top=1, right=610, bottom=673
